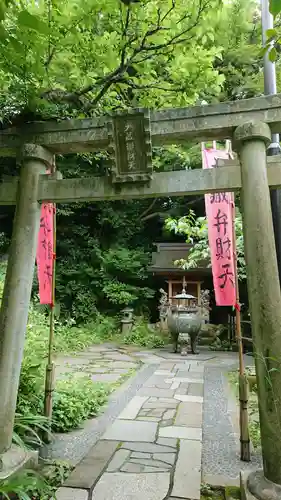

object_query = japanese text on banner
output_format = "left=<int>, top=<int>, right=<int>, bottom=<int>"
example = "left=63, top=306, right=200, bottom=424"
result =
left=203, top=149, right=236, bottom=307
left=36, top=202, right=54, bottom=305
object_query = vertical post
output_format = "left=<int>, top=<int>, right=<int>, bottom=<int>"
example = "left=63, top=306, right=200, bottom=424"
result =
left=168, top=281, right=172, bottom=305
left=234, top=121, right=281, bottom=494
left=0, top=144, right=53, bottom=455
left=261, top=0, right=281, bottom=284
left=44, top=164, right=57, bottom=443
left=231, top=194, right=250, bottom=462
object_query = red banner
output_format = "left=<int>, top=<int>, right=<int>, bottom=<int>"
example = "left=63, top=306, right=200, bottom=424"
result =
left=36, top=202, right=54, bottom=305
left=203, top=148, right=236, bottom=306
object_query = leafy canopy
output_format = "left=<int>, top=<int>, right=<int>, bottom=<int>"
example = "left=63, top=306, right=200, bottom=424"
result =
left=0, top=0, right=225, bottom=121
left=166, top=209, right=246, bottom=281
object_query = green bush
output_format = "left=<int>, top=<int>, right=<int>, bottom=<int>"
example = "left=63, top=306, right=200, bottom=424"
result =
left=51, top=378, right=111, bottom=432
left=122, top=318, right=165, bottom=348
left=0, top=470, right=48, bottom=500
left=17, top=302, right=116, bottom=418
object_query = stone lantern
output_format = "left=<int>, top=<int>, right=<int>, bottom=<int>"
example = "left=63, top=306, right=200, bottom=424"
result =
left=121, top=307, right=134, bottom=334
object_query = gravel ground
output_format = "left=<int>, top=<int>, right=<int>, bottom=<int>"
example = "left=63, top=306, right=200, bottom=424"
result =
left=202, top=358, right=262, bottom=483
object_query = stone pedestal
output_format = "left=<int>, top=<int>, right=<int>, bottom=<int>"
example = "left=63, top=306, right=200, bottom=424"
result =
left=0, top=144, right=53, bottom=455
left=0, top=445, right=38, bottom=480
left=121, top=320, right=133, bottom=334
left=234, top=121, right=281, bottom=489
left=241, top=470, right=281, bottom=500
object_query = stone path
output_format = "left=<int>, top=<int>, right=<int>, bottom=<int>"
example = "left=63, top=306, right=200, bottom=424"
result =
left=54, top=343, right=139, bottom=385
left=53, top=346, right=261, bottom=500
left=46, top=344, right=141, bottom=464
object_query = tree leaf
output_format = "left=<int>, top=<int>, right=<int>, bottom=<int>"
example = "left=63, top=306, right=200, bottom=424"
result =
left=0, top=23, right=7, bottom=39
left=266, top=28, right=277, bottom=39
left=18, top=9, right=49, bottom=34
left=269, top=46, right=277, bottom=62
left=269, top=0, right=281, bottom=16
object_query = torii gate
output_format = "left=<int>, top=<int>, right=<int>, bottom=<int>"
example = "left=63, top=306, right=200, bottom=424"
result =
left=1, top=96, right=281, bottom=498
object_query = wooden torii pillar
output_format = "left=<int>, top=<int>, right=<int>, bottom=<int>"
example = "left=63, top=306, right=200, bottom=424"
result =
left=0, top=97, right=281, bottom=497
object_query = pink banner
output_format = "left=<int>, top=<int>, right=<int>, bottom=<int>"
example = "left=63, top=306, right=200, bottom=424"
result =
left=36, top=202, right=54, bottom=305
left=203, top=148, right=236, bottom=306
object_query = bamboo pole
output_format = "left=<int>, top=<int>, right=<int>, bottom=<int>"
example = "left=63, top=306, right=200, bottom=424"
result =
left=229, top=142, right=251, bottom=462
left=43, top=160, right=57, bottom=443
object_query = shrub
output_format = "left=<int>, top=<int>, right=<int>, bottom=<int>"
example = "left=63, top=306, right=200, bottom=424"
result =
left=0, top=470, right=48, bottom=500
left=122, top=318, right=165, bottom=348
left=17, top=306, right=117, bottom=421
left=51, top=378, right=111, bottom=432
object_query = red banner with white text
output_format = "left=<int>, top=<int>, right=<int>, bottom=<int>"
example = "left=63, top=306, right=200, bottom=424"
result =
left=203, top=148, right=236, bottom=306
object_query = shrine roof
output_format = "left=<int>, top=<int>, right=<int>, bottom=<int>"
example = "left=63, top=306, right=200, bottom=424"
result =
left=148, top=242, right=210, bottom=274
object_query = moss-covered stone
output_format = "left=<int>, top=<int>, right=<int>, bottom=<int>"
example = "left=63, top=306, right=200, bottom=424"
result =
left=225, top=485, right=241, bottom=499
left=200, top=484, right=225, bottom=499
left=200, top=484, right=240, bottom=500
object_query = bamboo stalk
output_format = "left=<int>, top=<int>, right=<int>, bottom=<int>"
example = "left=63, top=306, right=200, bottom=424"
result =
left=229, top=149, right=250, bottom=461
left=239, top=372, right=251, bottom=461
left=43, top=160, right=57, bottom=443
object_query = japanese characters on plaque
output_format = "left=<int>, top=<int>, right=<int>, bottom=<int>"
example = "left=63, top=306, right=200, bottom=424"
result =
left=108, top=110, right=152, bottom=183
left=36, top=202, right=54, bottom=305
left=202, top=149, right=236, bottom=307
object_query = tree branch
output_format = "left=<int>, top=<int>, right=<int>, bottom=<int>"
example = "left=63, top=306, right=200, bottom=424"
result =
left=140, top=198, right=158, bottom=219
left=124, top=81, right=186, bottom=92
left=41, top=0, right=210, bottom=109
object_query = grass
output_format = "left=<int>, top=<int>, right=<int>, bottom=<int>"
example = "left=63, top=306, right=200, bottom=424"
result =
left=200, top=484, right=240, bottom=499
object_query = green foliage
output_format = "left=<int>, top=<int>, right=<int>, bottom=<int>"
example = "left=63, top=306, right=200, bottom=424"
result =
left=0, top=470, right=48, bottom=500
left=52, top=162, right=157, bottom=322
left=0, top=264, right=113, bottom=435
left=51, top=378, right=111, bottom=433
left=13, top=413, right=51, bottom=449
left=32, top=461, right=73, bottom=500
left=122, top=318, right=165, bottom=348
left=212, top=0, right=263, bottom=100
left=166, top=208, right=246, bottom=281
left=16, top=303, right=114, bottom=431
left=0, top=461, right=72, bottom=500
left=270, top=0, right=281, bottom=16
left=0, top=0, right=225, bottom=122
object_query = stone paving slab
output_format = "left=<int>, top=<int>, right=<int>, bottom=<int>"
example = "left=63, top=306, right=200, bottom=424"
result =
left=121, top=442, right=177, bottom=453
left=176, top=370, right=205, bottom=379
left=56, top=488, right=88, bottom=500
left=107, top=449, right=131, bottom=472
left=156, top=437, right=178, bottom=447
left=137, top=387, right=175, bottom=398
left=175, top=402, right=202, bottom=428
left=91, top=472, right=170, bottom=500
left=155, top=370, right=174, bottom=375
left=189, top=382, right=204, bottom=397
left=175, top=394, right=203, bottom=403
left=64, top=440, right=118, bottom=488
left=117, top=396, right=148, bottom=420
left=159, top=425, right=202, bottom=440
left=102, top=419, right=157, bottom=442
left=143, top=397, right=178, bottom=408
left=165, top=377, right=203, bottom=384
left=172, top=439, right=202, bottom=500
